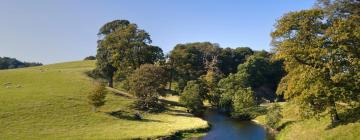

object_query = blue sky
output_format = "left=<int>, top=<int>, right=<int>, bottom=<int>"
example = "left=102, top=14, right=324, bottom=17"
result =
left=0, top=0, right=315, bottom=64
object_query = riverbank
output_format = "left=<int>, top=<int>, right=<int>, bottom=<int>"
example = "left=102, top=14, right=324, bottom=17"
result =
left=0, top=61, right=209, bottom=139
left=254, top=102, right=360, bottom=140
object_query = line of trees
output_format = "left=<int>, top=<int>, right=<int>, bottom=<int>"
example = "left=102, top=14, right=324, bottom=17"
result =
left=90, top=0, right=359, bottom=124
left=0, top=57, right=42, bottom=70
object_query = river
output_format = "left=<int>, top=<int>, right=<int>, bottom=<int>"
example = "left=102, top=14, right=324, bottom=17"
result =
left=197, top=110, right=272, bottom=140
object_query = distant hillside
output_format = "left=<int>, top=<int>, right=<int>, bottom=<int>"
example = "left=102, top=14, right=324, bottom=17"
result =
left=0, top=57, right=42, bottom=70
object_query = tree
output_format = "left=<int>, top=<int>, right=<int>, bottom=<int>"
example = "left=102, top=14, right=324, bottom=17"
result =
left=169, top=42, right=220, bottom=91
left=236, top=54, right=285, bottom=102
left=95, top=20, right=130, bottom=87
left=218, top=73, right=249, bottom=113
left=100, top=24, right=164, bottom=77
left=203, top=56, right=224, bottom=106
left=180, top=80, right=207, bottom=115
left=87, top=83, right=107, bottom=112
left=272, top=0, right=359, bottom=124
left=95, top=19, right=164, bottom=87
left=231, top=87, right=257, bottom=120
left=218, top=47, right=254, bottom=75
left=128, top=64, right=167, bottom=112
left=265, top=103, right=283, bottom=129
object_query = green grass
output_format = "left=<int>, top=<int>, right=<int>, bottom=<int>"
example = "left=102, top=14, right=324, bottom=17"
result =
left=254, top=102, right=360, bottom=140
left=0, top=60, right=208, bottom=139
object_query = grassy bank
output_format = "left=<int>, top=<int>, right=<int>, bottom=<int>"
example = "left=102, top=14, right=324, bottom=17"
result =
left=0, top=60, right=208, bottom=139
left=254, top=102, right=360, bottom=140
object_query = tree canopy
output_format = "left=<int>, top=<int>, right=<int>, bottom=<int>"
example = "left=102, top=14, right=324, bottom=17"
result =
left=94, top=20, right=164, bottom=87
left=272, top=0, right=359, bottom=123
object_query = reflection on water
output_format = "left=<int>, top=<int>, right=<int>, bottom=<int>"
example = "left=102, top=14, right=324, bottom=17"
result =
left=199, top=110, right=272, bottom=140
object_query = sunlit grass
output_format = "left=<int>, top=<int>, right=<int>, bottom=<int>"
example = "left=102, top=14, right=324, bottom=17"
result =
left=0, top=60, right=208, bottom=139
left=254, top=102, right=360, bottom=140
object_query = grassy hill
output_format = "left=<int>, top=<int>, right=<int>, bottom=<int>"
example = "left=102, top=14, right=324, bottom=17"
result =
left=0, top=60, right=208, bottom=139
left=254, top=102, right=360, bottom=140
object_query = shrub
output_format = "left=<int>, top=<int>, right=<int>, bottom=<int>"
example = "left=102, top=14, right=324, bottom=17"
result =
left=265, top=103, right=283, bottom=129
left=84, top=56, right=96, bottom=60
left=87, top=82, right=107, bottom=112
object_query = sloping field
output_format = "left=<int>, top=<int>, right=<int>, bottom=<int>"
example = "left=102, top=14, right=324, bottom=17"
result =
left=0, top=60, right=208, bottom=139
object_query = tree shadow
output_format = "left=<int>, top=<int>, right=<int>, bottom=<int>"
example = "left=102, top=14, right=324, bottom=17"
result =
left=106, top=110, right=162, bottom=122
left=327, top=106, right=360, bottom=129
left=166, top=108, right=194, bottom=117
left=159, top=98, right=184, bottom=107
left=277, top=120, right=296, bottom=131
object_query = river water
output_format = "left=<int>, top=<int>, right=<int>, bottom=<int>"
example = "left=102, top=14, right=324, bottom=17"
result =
left=198, top=110, right=272, bottom=140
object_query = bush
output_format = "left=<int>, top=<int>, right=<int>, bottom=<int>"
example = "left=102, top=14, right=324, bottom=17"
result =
left=84, top=56, right=96, bottom=60
left=180, top=80, right=206, bottom=115
left=87, top=82, right=107, bottom=112
left=265, top=103, right=283, bottom=129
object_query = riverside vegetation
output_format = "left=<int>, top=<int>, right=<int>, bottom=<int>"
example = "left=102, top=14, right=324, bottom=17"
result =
left=0, top=0, right=358, bottom=139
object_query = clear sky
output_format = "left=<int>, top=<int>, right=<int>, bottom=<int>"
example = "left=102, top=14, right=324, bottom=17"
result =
left=0, top=0, right=315, bottom=64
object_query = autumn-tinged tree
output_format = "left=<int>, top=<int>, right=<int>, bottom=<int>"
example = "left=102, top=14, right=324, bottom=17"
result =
left=272, top=0, right=359, bottom=124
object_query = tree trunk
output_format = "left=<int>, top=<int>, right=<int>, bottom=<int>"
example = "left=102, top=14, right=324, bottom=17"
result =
left=168, top=81, right=172, bottom=90
left=108, top=77, right=113, bottom=88
left=329, top=97, right=340, bottom=124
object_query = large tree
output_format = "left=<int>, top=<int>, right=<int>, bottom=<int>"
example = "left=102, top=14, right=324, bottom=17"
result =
left=95, top=20, right=164, bottom=87
left=272, top=0, right=359, bottom=123
left=95, top=20, right=130, bottom=87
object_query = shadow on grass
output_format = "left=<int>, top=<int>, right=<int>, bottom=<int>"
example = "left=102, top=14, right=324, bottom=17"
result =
left=106, top=110, right=162, bottom=122
left=166, top=108, right=194, bottom=117
left=327, top=106, right=360, bottom=129
left=159, top=98, right=184, bottom=107
left=277, top=121, right=296, bottom=131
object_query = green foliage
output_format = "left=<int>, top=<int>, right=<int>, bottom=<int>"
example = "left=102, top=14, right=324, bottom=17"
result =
left=84, top=56, right=96, bottom=60
left=218, top=47, right=254, bottom=75
left=95, top=19, right=164, bottom=87
left=128, top=64, right=167, bottom=112
left=265, top=103, right=283, bottom=129
left=236, top=54, right=285, bottom=101
left=87, top=82, right=107, bottom=111
left=169, top=42, right=220, bottom=91
left=230, top=87, right=258, bottom=120
left=272, top=0, right=359, bottom=122
left=180, top=80, right=207, bottom=115
left=218, top=73, right=249, bottom=112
